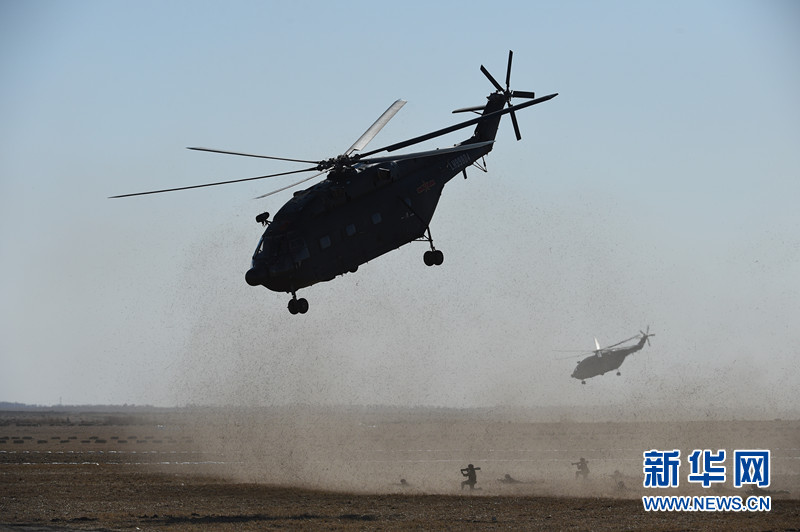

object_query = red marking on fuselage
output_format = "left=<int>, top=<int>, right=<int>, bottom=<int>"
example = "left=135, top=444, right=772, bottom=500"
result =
left=416, top=179, right=436, bottom=194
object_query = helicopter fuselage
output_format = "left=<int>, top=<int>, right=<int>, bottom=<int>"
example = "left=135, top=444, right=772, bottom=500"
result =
left=571, top=336, right=648, bottom=381
left=109, top=51, right=556, bottom=314
left=245, top=141, right=494, bottom=294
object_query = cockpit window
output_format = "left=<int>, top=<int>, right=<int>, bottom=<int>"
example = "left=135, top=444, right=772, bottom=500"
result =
left=255, top=235, right=285, bottom=258
left=254, top=235, right=266, bottom=257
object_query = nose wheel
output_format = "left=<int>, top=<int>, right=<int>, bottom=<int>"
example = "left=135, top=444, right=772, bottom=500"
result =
left=288, top=293, right=309, bottom=315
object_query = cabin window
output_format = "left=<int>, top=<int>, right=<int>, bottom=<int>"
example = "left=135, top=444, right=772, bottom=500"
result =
left=345, top=224, right=356, bottom=237
left=319, top=235, right=331, bottom=249
left=371, top=212, right=382, bottom=225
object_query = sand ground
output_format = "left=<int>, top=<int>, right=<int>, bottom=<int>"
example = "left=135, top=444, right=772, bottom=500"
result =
left=1, top=408, right=798, bottom=530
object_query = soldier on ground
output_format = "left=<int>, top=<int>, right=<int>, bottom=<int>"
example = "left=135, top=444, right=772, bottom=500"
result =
left=460, top=464, right=480, bottom=490
left=572, top=457, right=589, bottom=480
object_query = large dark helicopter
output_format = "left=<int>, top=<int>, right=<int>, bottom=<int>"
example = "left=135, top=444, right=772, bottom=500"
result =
left=570, top=327, right=655, bottom=384
left=111, top=51, right=557, bottom=314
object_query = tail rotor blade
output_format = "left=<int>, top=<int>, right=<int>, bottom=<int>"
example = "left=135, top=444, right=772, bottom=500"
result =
left=505, top=50, right=513, bottom=90
left=481, top=64, right=504, bottom=93
left=509, top=106, right=522, bottom=141
left=640, top=326, right=654, bottom=346
left=511, top=90, right=536, bottom=99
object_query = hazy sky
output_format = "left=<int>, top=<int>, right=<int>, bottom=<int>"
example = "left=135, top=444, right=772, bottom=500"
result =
left=1, top=1, right=798, bottom=416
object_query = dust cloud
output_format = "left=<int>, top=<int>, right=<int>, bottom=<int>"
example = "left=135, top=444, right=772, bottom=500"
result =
left=166, top=201, right=798, bottom=420
left=176, top=405, right=800, bottom=497
left=159, top=187, right=799, bottom=496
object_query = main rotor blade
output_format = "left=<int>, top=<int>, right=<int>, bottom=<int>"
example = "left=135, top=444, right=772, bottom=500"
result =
left=601, top=335, right=640, bottom=350
left=505, top=50, right=513, bottom=90
left=358, top=93, right=557, bottom=157
left=187, top=147, right=319, bottom=164
left=358, top=140, right=494, bottom=165
left=555, top=352, right=591, bottom=360
left=452, top=104, right=486, bottom=114
left=253, top=170, right=327, bottom=199
left=480, top=65, right=504, bottom=93
left=345, top=99, right=407, bottom=156
left=109, top=167, right=319, bottom=198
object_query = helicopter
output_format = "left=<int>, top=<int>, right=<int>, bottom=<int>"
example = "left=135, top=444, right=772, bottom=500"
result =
left=569, top=327, right=655, bottom=384
left=111, top=51, right=557, bottom=314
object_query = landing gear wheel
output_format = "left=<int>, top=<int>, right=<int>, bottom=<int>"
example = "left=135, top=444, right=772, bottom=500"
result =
left=616, top=371, right=621, bottom=376
left=581, top=380, right=586, bottom=385
left=424, top=249, right=444, bottom=266
left=288, top=296, right=309, bottom=315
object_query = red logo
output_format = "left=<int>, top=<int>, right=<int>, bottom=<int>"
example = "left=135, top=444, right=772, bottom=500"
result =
left=416, top=179, right=436, bottom=194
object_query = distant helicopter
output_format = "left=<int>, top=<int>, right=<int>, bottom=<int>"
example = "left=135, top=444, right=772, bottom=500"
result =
left=111, top=51, right=557, bottom=314
left=569, top=327, right=655, bottom=384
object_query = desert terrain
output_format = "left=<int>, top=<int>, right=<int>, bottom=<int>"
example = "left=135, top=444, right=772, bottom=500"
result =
left=1, top=408, right=798, bottom=530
